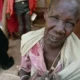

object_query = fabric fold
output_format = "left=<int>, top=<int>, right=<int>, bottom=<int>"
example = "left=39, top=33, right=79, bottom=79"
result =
left=21, top=28, right=80, bottom=80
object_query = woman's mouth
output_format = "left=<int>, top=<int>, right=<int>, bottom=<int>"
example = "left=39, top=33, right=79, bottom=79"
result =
left=49, top=34, right=64, bottom=43
left=49, top=36, right=59, bottom=42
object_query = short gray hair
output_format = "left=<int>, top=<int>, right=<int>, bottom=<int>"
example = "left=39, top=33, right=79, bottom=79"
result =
left=49, top=0, right=80, bottom=19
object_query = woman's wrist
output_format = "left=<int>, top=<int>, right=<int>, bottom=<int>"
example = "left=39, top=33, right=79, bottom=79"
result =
left=21, top=75, right=30, bottom=80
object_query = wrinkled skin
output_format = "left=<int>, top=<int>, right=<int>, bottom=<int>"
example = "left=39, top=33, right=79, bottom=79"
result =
left=44, top=1, right=79, bottom=48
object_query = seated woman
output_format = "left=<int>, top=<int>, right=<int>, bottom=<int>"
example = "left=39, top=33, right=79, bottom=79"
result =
left=19, top=0, right=80, bottom=80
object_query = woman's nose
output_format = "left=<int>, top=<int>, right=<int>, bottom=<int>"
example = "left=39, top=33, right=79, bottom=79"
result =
left=54, top=22, right=65, bottom=35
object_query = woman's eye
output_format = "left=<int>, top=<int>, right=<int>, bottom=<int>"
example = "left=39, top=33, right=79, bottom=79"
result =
left=66, top=21, right=74, bottom=27
left=49, top=16, right=58, bottom=20
left=53, top=16, right=58, bottom=19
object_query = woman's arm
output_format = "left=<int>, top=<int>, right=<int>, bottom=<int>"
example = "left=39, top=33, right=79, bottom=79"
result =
left=2, top=0, right=8, bottom=38
left=19, top=55, right=31, bottom=80
left=18, top=69, right=30, bottom=80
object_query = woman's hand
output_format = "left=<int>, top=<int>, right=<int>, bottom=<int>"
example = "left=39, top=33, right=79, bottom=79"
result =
left=49, top=71, right=61, bottom=80
left=28, top=72, right=38, bottom=80
left=28, top=71, right=61, bottom=80
left=35, top=72, right=61, bottom=80
left=6, top=13, right=10, bottom=19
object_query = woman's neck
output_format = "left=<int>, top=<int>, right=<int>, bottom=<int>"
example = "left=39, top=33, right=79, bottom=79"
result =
left=43, top=44, right=62, bottom=70
left=43, top=43, right=62, bottom=55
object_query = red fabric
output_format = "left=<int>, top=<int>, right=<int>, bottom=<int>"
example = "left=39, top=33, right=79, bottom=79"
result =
left=7, top=13, right=18, bottom=34
left=7, top=0, right=37, bottom=16
left=29, top=0, right=37, bottom=15
left=0, top=0, right=3, bottom=21
left=6, top=0, right=14, bottom=16
left=6, top=0, right=19, bottom=34
left=0, top=0, right=18, bottom=34
left=6, top=0, right=18, bottom=34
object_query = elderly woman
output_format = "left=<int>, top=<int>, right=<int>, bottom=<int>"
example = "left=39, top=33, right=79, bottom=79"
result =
left=19, top=0, right=80, bottom=80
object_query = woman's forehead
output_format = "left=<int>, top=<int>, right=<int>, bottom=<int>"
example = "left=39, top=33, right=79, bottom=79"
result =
left=49, top=2, right=78, bottom=18
left=50, top=6, right=74, bottom=15
left=51, top=2, right=75, bottom=11
left=50, top=0, right=78, bottom=12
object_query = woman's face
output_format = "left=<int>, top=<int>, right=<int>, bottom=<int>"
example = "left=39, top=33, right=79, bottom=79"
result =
left=44, top=4, right=78, bottom=48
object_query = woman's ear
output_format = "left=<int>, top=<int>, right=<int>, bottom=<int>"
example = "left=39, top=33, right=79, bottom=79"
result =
left=76, top=19, right=80, bottom=23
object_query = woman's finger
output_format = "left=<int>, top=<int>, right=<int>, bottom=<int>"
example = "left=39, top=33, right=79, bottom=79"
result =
left=29, top=72, right=38, bottom=80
